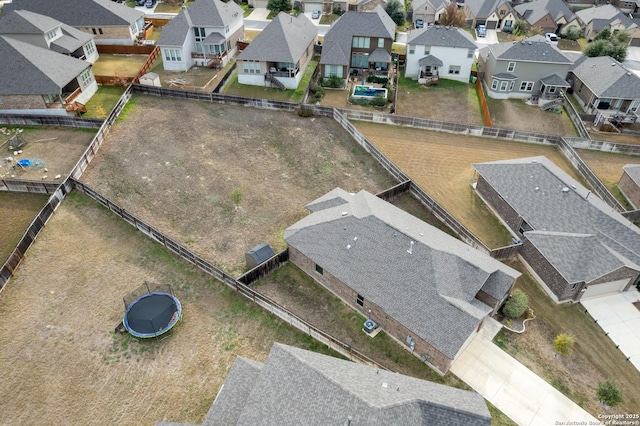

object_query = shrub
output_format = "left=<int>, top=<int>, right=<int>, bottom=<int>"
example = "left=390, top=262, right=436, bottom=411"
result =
left=562, top=26, right=581, bottom=41
left=366, top=75, right=389, bottom=84
left=597, top=380, right=623, bottom=408
left=370, top=94, right=388, bottom=107
left=332, top=7, right=343, bottom=15
left=554, top=333, right=575, bottom=356
left=296, top=106, right=313, bottom=117
left=231, top=187, right=244, bottom=207
left=308, top=85, right=324, bottom=103
left=502, top=289, right=529, bottom=318
left=512, top=20, right=527, bottom=37
left=322, top=75, right=344, bottom=88
left=267, top=0, right=291, bottom=13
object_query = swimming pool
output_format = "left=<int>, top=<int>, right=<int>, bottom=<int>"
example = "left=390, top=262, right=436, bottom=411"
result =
left=352, top=85, right=388, bottom=99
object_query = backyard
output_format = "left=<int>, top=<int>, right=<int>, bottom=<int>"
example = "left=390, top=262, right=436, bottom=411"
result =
left=149, top=61, right=223, bottom=91
left=80, top=96, right=397, bottom=277
left=0, top=192, right=48, bottom=266
left=485, top=97, right=578, bottom=137
left=353, top=122, right=585, bottom=248
left=83, top=86, right=127, bottom=119
left=91, top=53, right=149, bottom=77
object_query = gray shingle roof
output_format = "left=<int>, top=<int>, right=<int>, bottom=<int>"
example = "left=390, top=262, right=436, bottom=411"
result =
left=206, top=343, right=492, bottom=425
left=5, top=0, right=143, bottom=26
left=412, top=0, right=449, bottom=14
left=368, top=47, right=391, bottom=63
left=407, top=25, right=477, bottom=49
left=570, top=56, right=640, bottom=99
left=285, top=189, right=519, bottom=359
left=485, top=35, right=573, bottom=63
left=465, top=0, right=511, bottom=19
left=320, top=6, right=395, bottom=66
left=576, top=4, right=636, bottom=29
left=473, top=156, right=640, bottom=284
left=623, top=164, right=640, bottom=185
left=513, top=0, right=576, bottom=27
left=237, top=12, right=316, bottom=62
left=157, top=12, right=189, bottom=47
left=492, top=72, right=518, bottom=79
left=540, top=73, right=570, bottom=87
left=0, top=35, right=90, bottom=95
left=418, top=54, right=443, bottom=66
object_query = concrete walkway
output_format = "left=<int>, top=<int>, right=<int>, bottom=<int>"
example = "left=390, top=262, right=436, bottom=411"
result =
left=246, top=7, right=270, bottom=21
left=451, top=318, right=597, bottom=426
left=581, top=289, right=640, bottom=372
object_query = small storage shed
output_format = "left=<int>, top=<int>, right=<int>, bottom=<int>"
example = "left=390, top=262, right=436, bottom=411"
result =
left=245, top=243, right=275, bottom=270
left=139, top=72, right=161, bottom=87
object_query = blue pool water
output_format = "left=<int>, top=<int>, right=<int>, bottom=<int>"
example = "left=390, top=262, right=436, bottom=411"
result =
left=352, top=85, right=387, bottom=98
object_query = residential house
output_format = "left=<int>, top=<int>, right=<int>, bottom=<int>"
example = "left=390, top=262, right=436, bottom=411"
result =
left=412, top=0, right=450, bottom=27
left=157, top=0, right=244, bottom=72
left=236, top=13, right=317, bottom=90
left=0, top=35, right=98, bottom=115
left=159, top=343, right=493, bottom=425
left=4, top=0, right=145, bottom=45
left=0, top=10, right=99, bottom=64
left=575, top=5, right=640, bottom=42
left=405, top=25, right=477, bottom=84
left=348, top=0, right=388, bottom=12
left=464, top=0, right=518, bottom=32
left=477, top=35, right=573, bottom=101
left=612, top=0, right=638, bottom=14
left=319, top=6, right=396, bottom=83
left=513, top=0, right=580, bottom=36
left=284, top=188, right=520, bottom=374
left=568, top=56, right=640, bottom=129
left=474, top=156, right=640, bottom=302
left=618, top=164, right=640, bottom=209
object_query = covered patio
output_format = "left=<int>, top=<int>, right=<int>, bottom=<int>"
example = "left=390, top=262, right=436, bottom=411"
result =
left=367, top=48, right=392, bottom=76
left=417, top=54, right=442, bottom=85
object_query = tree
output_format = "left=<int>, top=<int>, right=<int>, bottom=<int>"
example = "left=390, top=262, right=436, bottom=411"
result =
left=584, top=29, right=629, bottom=62
left=384, top=0, right=406, bottom=28
left=554, top=333, right=575, bottom=356
left=562, top=26, right=581, bottom=42
left=527, top=25, right=543, bottom=37
left=512, top=20, right=527, bottom=37
left=502, top=289, right=529, bottom=318
left=267, top=0, right=291, bottom=14
left=597, top=380, right=623, bottom=408
left=437, top=3, right=465, bottom=28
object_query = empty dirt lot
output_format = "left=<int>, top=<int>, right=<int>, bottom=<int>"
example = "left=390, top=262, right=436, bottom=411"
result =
left=80, top=96, right=396, bottom=276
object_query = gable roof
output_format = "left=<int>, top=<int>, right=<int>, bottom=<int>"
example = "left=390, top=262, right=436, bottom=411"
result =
left=412, top=0, right=449, bottom=13
left=481, top=35, right=572, bottom=64
left=465, top=0, right=511, bottom=19
left=237, top=12, right=316, bottom=62
left=473, top=156, right=640, bottom=284
left=513, top=0, right=576, bottom=26
left=285, top=188, right=519, bottom=359
left=0, top=35, right=90, bottom=95
left=206, top=343, right=492, bottom=425
left=570, top=56, right=640, bottom=99
left=623, top=164, right=640, bottom=185
left=4, top=0, right=143, bottom=26
left=575, top=4, right=636, bottom=29
left=407, top=25, right=477, bottom=49
left=320, top=6, right=395, bottom=66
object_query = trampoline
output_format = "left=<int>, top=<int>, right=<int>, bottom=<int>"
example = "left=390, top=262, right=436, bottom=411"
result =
left=123, top=283, right=181, bottom=338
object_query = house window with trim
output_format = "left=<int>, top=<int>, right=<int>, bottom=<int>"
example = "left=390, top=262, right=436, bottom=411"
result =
left=629, top=100, right=640, bottom=113
left=46, top=29, right=57, bottom=40
left=225, top=25, right=230, bottom=34
left=325, top=64, right=343, bottom=77
left=129, top=22, right=138, bottom=36
left=548, top=86, right=557, bottom=94
left=98, top=28, right=103, bottom=35
left=351, top=52, right=368, bottom=68
left=448, top=65, right=461, bottom=75
left=315, top=264, right=324, bottom=275
left=84, top=41, right=95, bottom=56
left=424, top=47, right=430, bottom=55
left=499, top=81, right=508, bottom=91
left=352, top=36, right=370, bottom=48
left=378, top=38, right=384, bottom=48
left=356, top=294, right=364, bottom=306
left=42, top=94, right=57, bottom=104
left=491, top=79, right=498, bottom=90
left=163, top=48, right=182, bottom=62
left=507, top=62, right=516, bottom=72
left=520, top=81, right=534, bottom=91
left=194, top=27, right=206, bottom=53
left=91, top=28, right=97, bottom=35
left=78, top=69, right=94, bottom=89
left=518, top=219, right=529, bottom=235
left=467, top=48, right=474, bottom=58
left=243, top=61, right=260, bottom=74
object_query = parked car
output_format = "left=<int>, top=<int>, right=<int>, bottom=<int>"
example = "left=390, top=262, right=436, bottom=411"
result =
left=476, top=25, right=486, bottom=38
left=311, top=10, right=321, bottom=19
left=416, top=19, right=424, bottom=29
left=135, top=0, right=145, bottom=5
left=545, top=33, right=559, bottom=45
left=145, top=0, right=155, bottom=8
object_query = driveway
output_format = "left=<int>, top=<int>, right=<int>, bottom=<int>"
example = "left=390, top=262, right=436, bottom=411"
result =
left=475, top=29, right=498, bottom=46
left=624, top=46, right=640, bottom=78
left=451, top=318, right=598, bottom=426
left=581, top=289, right=640, bottom=372
left=246, top=7, right=270, bottom=21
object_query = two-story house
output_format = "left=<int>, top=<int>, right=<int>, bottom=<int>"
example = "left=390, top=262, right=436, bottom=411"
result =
left=412, top=0, right=450, bottom=28
left=405, top=25, right=477, bottom=84
left=319, top=6, right=395, bottom=83
left=464, top=0, right=517, bottom=32
left=5, top=0, right=145, bottom=45
left=157, top=0, right=244, bottom=71
left=478, top=35, right=573, bottom=100
left=0, top=9, right=99, bottom=64
left=513, top=0, right=580, bottom=36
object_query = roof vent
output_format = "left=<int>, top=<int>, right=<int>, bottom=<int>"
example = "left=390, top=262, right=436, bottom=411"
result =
left=341, top=211, right=348, bottom=216
left=535, top=187, right=539, bottom=191
left=407, top=241, right=414, bottom=254
left=562, top=187, right=570, bottom=193
left=571, top=184, right=577, bottom=189
left=346, top=244, right=351, bottom=250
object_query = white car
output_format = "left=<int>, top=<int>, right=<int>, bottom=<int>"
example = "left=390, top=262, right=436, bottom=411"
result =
left=311, top=10, right=321, bottom=19
left=545, top=33, right=559, bottom=45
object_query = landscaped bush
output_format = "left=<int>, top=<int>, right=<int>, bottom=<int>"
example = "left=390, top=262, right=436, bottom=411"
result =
left=554, top=333, right=575, bottom=356
left=366, top=75, right=389, bottom=84
left=597, top=380, right=623, bottom=408
left=502, top=289, right=529, bottom=318
left=332, top=7, right=343, bottom=15
left=308, top=85, right=324, bottom=103
left=322, top=75, right=344, bottom=88
left=349, top=94, right=389, bottom=107
left=562, top=27, right=581, bottom=42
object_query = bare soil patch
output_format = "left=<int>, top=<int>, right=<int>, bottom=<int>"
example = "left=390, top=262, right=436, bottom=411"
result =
left=354, top=122, right=583, bottom=247
left=150, top=62, right=222, bottom=91
left=91, top=54, right=149, bottom=77
left=0, top=192, right=48, bottom=265
left=0, top=192, right=341, bottom=426
left=80, top=96, right=396, bottom=276
left=485, top=98, right=577, bottom=137
left=0, top=127, right=95, bottom=181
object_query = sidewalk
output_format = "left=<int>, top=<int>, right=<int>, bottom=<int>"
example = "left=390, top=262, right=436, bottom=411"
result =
left=451, top=318, right=598, bottom=426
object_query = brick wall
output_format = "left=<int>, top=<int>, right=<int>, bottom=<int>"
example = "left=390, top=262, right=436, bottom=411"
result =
left=289, top=246, right=453, bottom=374
left=475, top=289, right=501, bottom=314
left=228, top=26, right=244, bottom=51
left=588, top=267, right=637, bottom=290
left=618, top=171, right=640, bottom=209
left=0, top=94, right=47, bottom=110
left=520, top=238, right=578, bottom=301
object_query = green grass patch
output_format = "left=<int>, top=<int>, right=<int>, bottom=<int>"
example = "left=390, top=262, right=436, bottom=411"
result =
left=319, top=13, right=341, bottom=25
left=83, top=86, right=127, bottom=119
left=115, top=95, right=137, bottom=123
left=292, top=58, right=318, bottom=103
left=222, top=73, right=298, bottom=102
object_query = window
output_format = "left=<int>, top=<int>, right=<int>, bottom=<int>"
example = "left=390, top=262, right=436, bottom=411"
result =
left=467, top=48, right=474, bottom=58
left=352, top=36, right=370, bottom=48
left=508, top=81, right=515, bottom=91
left=518, top=219, right=528, bottom=235
left=42, top=94, right=57, bottom=103
left=84, top=42, right=95, bottom=56
left=630, top=100, right=640, bottom=113
left=243, top=61, right=260, bottom=74
left=79, top=69, right=93, bottom=89
left=491, top=79, right=498, bottom=90
left=91, top=28, right=97, bottom=35
left=194, top=27, right=206, bottom=41
left=408, top=45, right=415, bottom=54
left=163, top=48, right=182, bottom=62
left=378, top=38, right=384, bottom=48
left=424, top=47, right=430, bottom=55
left=356, top=294, right=364, bottom=306
left=597, top=98, right=612, bottom=109
left=507, top=62, right=516, bottom=72
left=46, top=29, right=57, bottom=40
left=548, top=86, right=557, bottom=94
left=499, top=9, right=505, bottom=15
left=130, top=22, right=138, bottom=36
left=448, top=65, right=461, bottom=75
left=98, top=28, right=103, bottom=35
left=499, top=81, right=508, bottom=91
left=351, top=52, right=368, bottom=68
left=325, top=64, right=343, bottom=77
left=225, top=25, right=230, bottom=34
left=315, top=264, right=323, bottom=275
left=571, top=282, right=578, bottom=290
left=520, top=81, right=534, bottom=91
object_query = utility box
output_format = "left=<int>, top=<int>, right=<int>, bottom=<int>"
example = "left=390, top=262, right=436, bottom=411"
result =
left=245, top=243, right=275, bottom=270
left=139, top=72, right=161, bottom=87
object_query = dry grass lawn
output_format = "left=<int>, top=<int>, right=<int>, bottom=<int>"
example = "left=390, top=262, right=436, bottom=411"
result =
left=354, top=122, right=584, bottom=247
left=0, top=192, right=48, bottom=265
left=80, top=96, right=396, bottom=276
left=149, top=61, right=222, bottom=90
left=485, top=97, right=578, bottom=137
left=91, top=54, right=149, bottom=77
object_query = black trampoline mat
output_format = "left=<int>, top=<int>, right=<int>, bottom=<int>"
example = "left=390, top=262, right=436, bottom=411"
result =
left=126, top=293, right=178, bottom=334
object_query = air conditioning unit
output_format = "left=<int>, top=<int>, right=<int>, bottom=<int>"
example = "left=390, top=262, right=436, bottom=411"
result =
left=363, top=319, right=378, bottom=334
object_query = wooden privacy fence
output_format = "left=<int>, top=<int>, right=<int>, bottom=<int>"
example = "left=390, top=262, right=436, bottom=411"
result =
left=96, top=44, right=155, bottom=55
left=94, top=75, right=136, bottom=86
left=237, top=249, right=289, bottom=285
left=0, top=179, right=61, bottom=193
left=375, top=180, right=411, bottom=201
left=134, top=46, right=161, bottom=83
left=0, top=114, right=103, bottom=129
left=475, top=77, right=492, bottom=127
